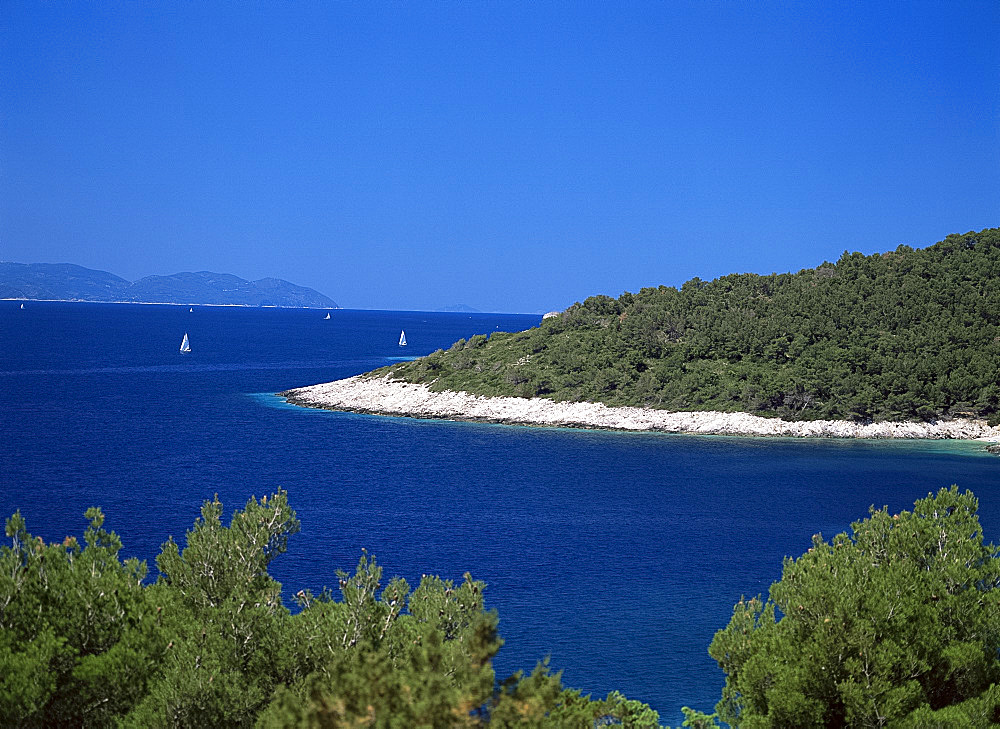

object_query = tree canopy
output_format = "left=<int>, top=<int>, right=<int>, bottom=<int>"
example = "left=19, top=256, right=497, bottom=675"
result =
left=708, top=486, right=1000, bottom=728
left=386, top=228, right=1000, bottom=423
left=0, top=492, right=661, bottom=728
left=4, top=487, right=1000, bottom=726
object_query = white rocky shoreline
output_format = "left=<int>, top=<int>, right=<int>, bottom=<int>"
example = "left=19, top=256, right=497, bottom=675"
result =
left=280, top=374, right=1000, bottom=446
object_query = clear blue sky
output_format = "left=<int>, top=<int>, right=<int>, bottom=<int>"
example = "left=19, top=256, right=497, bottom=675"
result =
left=2, top=2, right=997, bottom=312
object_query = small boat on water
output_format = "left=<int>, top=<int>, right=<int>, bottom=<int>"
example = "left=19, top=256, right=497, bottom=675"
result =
left=189, top=307, right=193, bottom=313
left=20, top=303, right=24, bottom=309
left=324, top=313, right=331, bottom=320
left=180, top=333, right=192, bottom=353
left=398, top=330, right=407, bottom=347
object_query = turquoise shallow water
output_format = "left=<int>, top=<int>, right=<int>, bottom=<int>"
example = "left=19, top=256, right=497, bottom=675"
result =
left=2, top=301, right=998, bottom=723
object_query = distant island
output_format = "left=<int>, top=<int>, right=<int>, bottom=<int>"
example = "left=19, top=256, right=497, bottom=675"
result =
left=436, top=304, right=482, bottom=313
left=0, top=263, right=337, bottom=308
left=281, top=227, right=1000, bottom=444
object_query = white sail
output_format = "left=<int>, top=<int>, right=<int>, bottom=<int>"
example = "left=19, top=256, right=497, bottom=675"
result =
left=324, top=313, right=331, bottom=320
left=189, top=307, right=193, bottom=313
left=180, top=333, right=191, bottom=353
left=20, top=303, right=24, bottom=309
left=398, top=330, right=407, bottom=346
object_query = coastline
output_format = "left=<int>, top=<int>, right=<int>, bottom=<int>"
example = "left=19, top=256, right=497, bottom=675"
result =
left=279, top=374, right=1000, bottom=444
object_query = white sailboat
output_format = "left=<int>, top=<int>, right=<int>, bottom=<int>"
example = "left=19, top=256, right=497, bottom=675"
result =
left=189, top=307, right=193, bottom=313
left=180, top=332, right=192, bottom=353
left=398, top=330, right=407, bottom=346
left=324, top=312, right=331, bottom=320
left=20, top=303, right=24, bottom=309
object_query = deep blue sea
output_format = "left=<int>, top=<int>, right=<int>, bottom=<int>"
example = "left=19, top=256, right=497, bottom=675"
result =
left=2, top=301, right=999, bottom=723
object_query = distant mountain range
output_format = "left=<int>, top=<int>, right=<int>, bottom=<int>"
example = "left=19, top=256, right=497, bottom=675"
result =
left=0, top=263, right=338, bottom=308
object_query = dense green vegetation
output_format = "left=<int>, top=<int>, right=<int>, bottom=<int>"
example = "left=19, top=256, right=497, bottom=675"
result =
left=0, top=492, right=660, bottom=728
left=708, top=486, right=1000, bottom=728
left=387, top=228, right=1000, bottom=423
left=4, top=487, right=1000, bottom=726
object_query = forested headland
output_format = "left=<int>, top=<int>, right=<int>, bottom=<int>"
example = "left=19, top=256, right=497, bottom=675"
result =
left=4, top=487, right=1000, bottom=727
left=386, top=228, right=1000, bottom=424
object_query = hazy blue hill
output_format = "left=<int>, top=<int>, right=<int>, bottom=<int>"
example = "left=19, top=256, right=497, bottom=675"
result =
left=123, top=272, right=254, bottom=304
left=0, top=262, right=130, bottom=301
left=1, top=264, right=337, bottom=308
left=123, top=271, right=338, bottom=307
left=252, top=276, right=339, bottom=308
left=437, top=304, right=481, bottom=313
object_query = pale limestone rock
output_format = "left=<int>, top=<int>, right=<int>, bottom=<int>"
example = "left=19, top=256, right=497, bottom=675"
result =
left=281, top=375, right=1000, bottom=443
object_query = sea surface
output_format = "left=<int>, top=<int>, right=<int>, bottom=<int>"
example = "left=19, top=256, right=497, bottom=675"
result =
left=2, top=301, right=999, bottom=723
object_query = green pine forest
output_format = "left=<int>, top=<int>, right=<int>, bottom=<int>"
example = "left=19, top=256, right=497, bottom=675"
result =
left=386, top=228, right=1000, bottom=424
left=5, top=487, right=1000, bottom=727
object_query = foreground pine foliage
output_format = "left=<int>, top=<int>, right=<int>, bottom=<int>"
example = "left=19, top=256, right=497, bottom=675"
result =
left=4, top=487, right=999, bottom=727
left=709, top=486, right=1000, bottom=727
left=0, top=491, right=659, bottom=728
